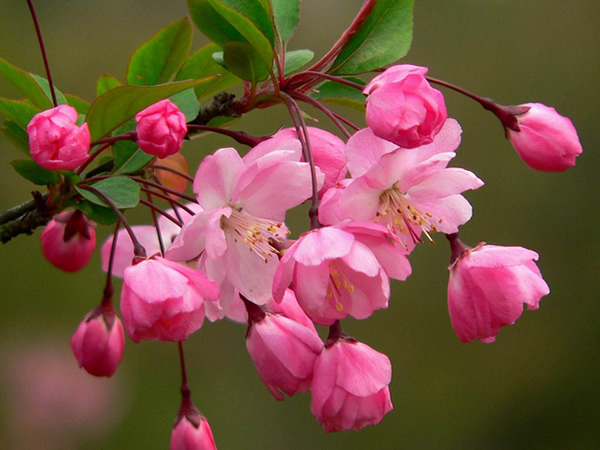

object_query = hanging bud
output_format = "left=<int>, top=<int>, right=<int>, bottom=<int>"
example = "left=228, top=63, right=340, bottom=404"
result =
left=135, top=99, right=187, bottom=158
left=71, top=304, right=125, bottom=377
left=171, top=400, right=217, bottom=450
left=505, top=102, right=583, bottom=171
left=41, top=210, right=96, bottom=272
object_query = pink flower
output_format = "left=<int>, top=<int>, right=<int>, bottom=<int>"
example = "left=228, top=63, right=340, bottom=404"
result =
left=135, top=99, right=187, bottom=158
left=166, top=145, right=320, bottom=307
left=171, top=405, right=217, bottom=450
left=329, top=120, right=483, bottom=253
left=71, top=305, right=125, bottom=377
left=246, top=290, right=323, bottom=400
left=41, top=210, right=96, bottom=272
left=252, top=127, right=347, bottom=197
left=311, top=336, right=393, bottom=432
left=447, top=235, right=550, bottom=343
left=120, top=256, right=219, bottom=342
left=506, top=102, right=583, bottom=171
left=27, top=104, right=90, bottom=170
left=273, top=222, right=410, bottom=325
left=363, top=64, right=447, bottom=148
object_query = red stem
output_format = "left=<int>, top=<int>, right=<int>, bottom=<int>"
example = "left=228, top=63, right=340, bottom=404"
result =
left=27, top=0, right=57, bottom=107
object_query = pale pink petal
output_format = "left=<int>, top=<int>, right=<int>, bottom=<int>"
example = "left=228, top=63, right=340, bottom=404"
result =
left=193, top=147, right=244, bottom=208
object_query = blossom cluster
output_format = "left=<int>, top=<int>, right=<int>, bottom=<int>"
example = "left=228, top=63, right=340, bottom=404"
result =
left=28, top=63, right=581, bottom=446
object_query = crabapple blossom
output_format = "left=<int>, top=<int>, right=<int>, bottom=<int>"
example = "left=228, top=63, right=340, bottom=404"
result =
left=120, top=256, right=219, bottom=342
left=311, top=334, right=393, bottom=432
left=26, top=104, right=90, bottom=170
left=166, top=145, right=321, bottom=308
left=245, top=290, right=323, bottom=400
left=447, top=234, right=550, bottom=343
left=506, top=102, right=583, bottom=171
left=135, top=99, right=187, bottom=158
left=41, top=209, right=96, bottom=272
left=273, top=222, right=410, bottom=326
left=171, top=403, right=217, bottom=450
left=363, top=64, right=447, bottom=148
left=71, top=305, right=125, bottom=377
left=325, top=119, right=483, bottom=253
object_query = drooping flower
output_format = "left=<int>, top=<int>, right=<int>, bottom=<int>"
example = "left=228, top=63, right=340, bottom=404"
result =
left=166, top=145, right=321, bottom=307
left=311, top=334, right=393, bottom=432
left=135, top=99, right=187, bottom=158
left=447, top=234, right=550, bottom=343
left=71, top=304, right=125, bottom=377
left=27, top=104, right=90, bottom=170
left=120, top=256, right=219, bottom=342
left=41, top=209, right=96, bottom=272
left=327, top=119, right=483, bottom=253
left=171, top=400, right=217, bottom=450
left=363, top=64, right=447, bottom=148
left=505, top=102, right=583, bottom=171
left=246, top=290, right=323, bottom=400
left=273, top=222, right=410, bottom=326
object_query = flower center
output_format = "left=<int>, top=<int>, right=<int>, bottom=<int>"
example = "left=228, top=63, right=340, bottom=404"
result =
left=326, top=262, right=355, bottom=312
left=224, top=209, right=289, bottom=263
left=377, top=183, right=441, bottom=248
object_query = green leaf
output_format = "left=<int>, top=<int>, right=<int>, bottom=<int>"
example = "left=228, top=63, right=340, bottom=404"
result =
left=29, top=73, right=68, bottom=106
left=1, top=120, right=29, bottom=154
left=208, top=0, right=274, bottom=70
left=86, top=78, right=215, bottom=141
left=223, top=41, right=269, bottom=82
left=74, top=200, right=119, bottom=225
left=96, top=74, right=122, bottom=97
left=0, top=98, right=41, bottom=129
left=0, top=57, right=52, bottom=109
left=76, top=177, right=140, bottom=209
left=188, top=0, right=246, bottom=45
left=329, top=0, right=414, bottom=75
left=10, top=159, right=60, bottom=185
left=271, top=0, right=300, bottom=42
left=169, top=89, right=200, bottom=121
left=311, top=78, right=366, bottom=112
left=282, top=49, right=314, bottom=76
left=127, top=18, right=193, bottom=86
left=176, top=43, right=241, bottom=98
left=65, top=94, right=90, bottom=115
left=114, top=146, right=155, bottom=175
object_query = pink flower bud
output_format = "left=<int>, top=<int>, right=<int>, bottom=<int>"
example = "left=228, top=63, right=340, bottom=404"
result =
left=507, top=102, right=583, bottom=171
left=447, top=238, right=550, bottom=343
left=363, top=64, right=447, bottom=149
left=41, top=210, right=96, bottom=272
left=155, top=153, right=190, bottom=196
left=120, top=256, right=219, bottom=342
left=26, top=104, right=90, bottom=170
left=171, top=406, right=217, bottom=450
left=135, top=99, right=187, bottom=158
left=311, top=337, right=393, bottom=432
left=71, top=305, right=125, bottom=377
left=246, top=290, right=323, bottom=400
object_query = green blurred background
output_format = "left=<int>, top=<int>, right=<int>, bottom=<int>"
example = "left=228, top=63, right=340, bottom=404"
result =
left=1, top=1, right=598, bottom=449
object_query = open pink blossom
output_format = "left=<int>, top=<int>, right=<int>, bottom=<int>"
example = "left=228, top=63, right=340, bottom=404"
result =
left=447, top=235, right=550, bottom=343
left=363, top=64, right=447, bottom=148
left=71, top=305, right=125, bottom=377
left=507, top=102, right=582, bottom=171
left=273, top=222, right=410, bottom=326
left=27, top=104, right=90, bottom=170
left=135, top=99, right=187, bottom=158
left=41, top=209, right=96, bottom=272
left=251, top=127, right=347, bottom=197
left=328, top=119, right=483, bottom=253
left=246, top=289, right=323, bottom=400
left=171, top=403, right=217, bottom=450
left=120, top=256, right=219, bottom=342
left=311, top=336, right=393, bottom=432
left=166, top=145, right=321, bottom=307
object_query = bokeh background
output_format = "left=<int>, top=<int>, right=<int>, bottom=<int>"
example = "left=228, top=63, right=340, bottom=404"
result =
left=1, top=1, right=598, bottom=449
